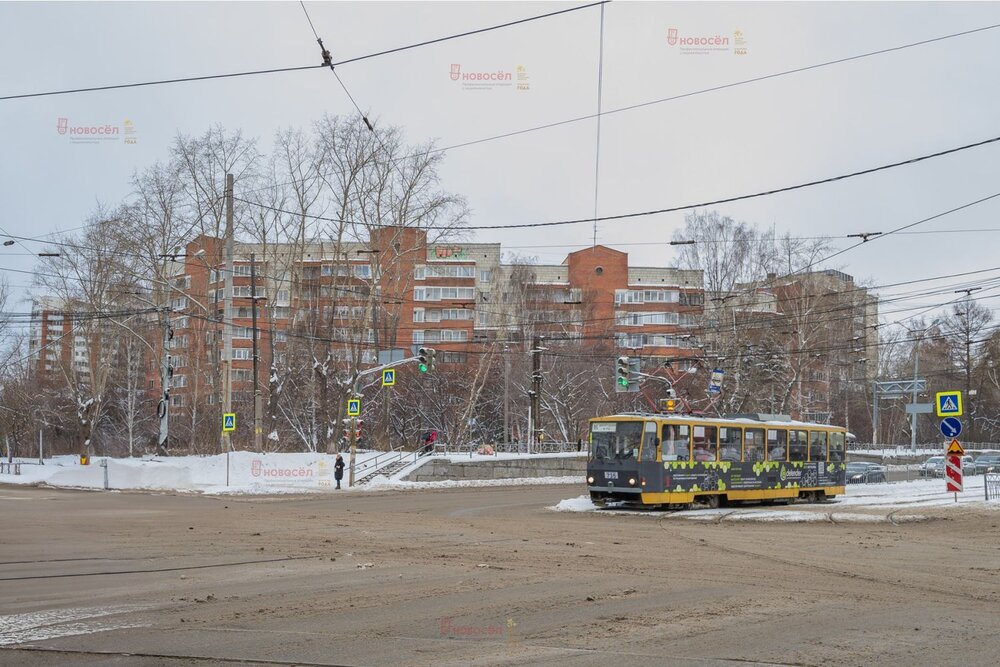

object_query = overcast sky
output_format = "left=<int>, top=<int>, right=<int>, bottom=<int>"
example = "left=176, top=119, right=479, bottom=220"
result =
left=3, top=1, right=1000, bottom=323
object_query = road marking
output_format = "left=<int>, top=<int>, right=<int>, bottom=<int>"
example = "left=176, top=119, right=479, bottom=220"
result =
left=0, top=604, right=151, bottom=646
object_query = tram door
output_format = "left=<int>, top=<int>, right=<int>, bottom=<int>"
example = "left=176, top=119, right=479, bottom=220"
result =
left=637, top=421, right=661, bottom=492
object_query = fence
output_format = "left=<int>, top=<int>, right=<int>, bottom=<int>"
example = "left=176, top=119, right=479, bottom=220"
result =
left=435, top=441, right=583, bottom=455
left=986, top=473, right=1000, bottom=501
left=848, top=442, right=1000, bottom=454
left=0, top=462, right=21, bottom=475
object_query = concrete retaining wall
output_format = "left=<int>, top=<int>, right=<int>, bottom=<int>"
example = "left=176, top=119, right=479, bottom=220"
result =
left=403, top=456, right=587, bottom=482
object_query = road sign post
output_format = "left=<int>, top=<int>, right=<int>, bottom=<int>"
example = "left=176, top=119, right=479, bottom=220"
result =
left=708, top=368, right=724, bottom=395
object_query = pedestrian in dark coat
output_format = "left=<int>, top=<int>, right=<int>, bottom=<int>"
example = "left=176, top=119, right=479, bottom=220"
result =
left=334, top=454, right=345, bottom=489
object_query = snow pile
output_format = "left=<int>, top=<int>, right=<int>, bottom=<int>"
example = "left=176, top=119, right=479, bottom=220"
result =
left=552, top=495, right=598, bottom=512
left=551, top=476, right=999, bottom=520
left=0, top=451, right=385, bottom=495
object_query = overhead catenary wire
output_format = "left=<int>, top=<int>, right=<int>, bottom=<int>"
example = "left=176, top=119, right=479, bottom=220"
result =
left=235, top=135, right=1000, bottom=231
left=1, top=2, right=608, bottom=102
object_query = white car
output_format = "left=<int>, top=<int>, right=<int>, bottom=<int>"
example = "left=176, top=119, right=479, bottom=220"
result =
left=919, top=455, right=976, bottom=478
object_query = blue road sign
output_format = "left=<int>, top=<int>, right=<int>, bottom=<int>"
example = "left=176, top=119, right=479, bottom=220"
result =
left=347, top=398, right=361, bottom=417
left=708, top=368, right=724, bottom=394
left=222, top=413, right=236, bottom=432
left=382, top=369, right=396, bottom=386
left=935, top=391, right=962, bottom=417
left=940, top=417, right=962, bottom=439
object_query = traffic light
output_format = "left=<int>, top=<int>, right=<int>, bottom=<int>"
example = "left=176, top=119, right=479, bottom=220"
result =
left=418, top=347, right=437, bottom=373
left=616, top=356, right=630, bottom=392
left=342, top=418, right=351, bottom=441
left=355, top=419, right=364, bottom=439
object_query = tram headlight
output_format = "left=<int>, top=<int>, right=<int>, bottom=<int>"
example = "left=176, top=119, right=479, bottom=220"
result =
left=628, top=477, right=636, bottom=486
left=587, top=476, right=595, bottom=484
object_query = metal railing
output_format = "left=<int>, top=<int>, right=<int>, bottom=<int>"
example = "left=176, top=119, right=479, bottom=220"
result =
left=985, top=472, right=1000, bottom=501
left=0, top=462, right=21, bottom=475
left=436, top=441, right=585, bottom=455
left=353, top=445, right=434, bottom=484
left=848, top=442, right=1000, bottom=453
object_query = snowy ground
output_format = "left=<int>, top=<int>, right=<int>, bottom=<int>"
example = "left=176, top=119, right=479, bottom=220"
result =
left=552, top=476, right=999, bottom=522
left=0, top=451, right=584, bottom=495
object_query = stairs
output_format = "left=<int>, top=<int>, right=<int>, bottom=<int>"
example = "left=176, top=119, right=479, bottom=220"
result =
left=356, top=458, right=412, bottom=486
left=355, top=449, right=433, bottom=486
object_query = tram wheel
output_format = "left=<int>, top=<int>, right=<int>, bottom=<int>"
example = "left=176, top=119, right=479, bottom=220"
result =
left=701, top=494, right=720, bottom=509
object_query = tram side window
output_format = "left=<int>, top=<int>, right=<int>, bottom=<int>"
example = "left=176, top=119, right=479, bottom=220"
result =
left=640, top=422, right=658, bottom=462
left=662, top=424, right=690, bottom=461
left=789, top=430, right=808, bottom=462
left=766, top=429, right=787, bottom=461
left=809, top=431, right=828, bottom=462
left=693, top=426, right=718, bottom=461
left=743, top=428, right=765, bottom=462
left=829, top=432, right=846, bottom=462
left=720, top=427, right=742, bottom=461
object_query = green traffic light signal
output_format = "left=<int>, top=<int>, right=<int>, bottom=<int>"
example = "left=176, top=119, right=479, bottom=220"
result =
left=617, top=376, right=628, bottom=387
left=418, top=362, right=428, bottom=373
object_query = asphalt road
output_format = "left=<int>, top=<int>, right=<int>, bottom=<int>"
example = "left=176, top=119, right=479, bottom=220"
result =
left=1, top=483, right=999, bottom=666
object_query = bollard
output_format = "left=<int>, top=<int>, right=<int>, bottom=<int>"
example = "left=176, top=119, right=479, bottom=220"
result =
left=100, top=459, right=109, bottom=490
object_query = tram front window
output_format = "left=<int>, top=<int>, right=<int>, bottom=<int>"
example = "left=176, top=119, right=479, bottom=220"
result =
left=590, top=422, right=643, bottom=462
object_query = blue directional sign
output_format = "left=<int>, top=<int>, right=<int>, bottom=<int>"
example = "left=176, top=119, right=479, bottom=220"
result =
left=347, top=398, right=361, bottom=417
left=382, top=369, right=396, bottom=387
left=940, top=417, right=962, bottom=439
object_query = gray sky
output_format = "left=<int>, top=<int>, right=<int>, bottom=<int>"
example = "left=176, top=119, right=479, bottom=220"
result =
left=3, top=1, right=1000, bottom=322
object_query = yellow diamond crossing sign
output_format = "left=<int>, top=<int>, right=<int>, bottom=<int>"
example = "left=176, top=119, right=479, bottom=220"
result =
left=935, top=391, right=962, bottom=417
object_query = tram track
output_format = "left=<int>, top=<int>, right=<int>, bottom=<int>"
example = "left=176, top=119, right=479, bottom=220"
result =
left=0, top=645, right=359, bottom=666
left=656, top=514, right=998, bottom=604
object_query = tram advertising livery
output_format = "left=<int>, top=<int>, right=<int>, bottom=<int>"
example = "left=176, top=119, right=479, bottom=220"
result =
left=587, top=413, right=847, bottom=508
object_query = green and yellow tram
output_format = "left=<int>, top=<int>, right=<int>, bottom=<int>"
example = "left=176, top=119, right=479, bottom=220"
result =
left=587, top=413, right=846, bottom=508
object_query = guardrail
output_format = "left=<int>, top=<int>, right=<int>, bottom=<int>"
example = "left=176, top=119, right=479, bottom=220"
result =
left=0, top=462, right=21, bottom=475
left=848, top=442, right=1000, bottom=453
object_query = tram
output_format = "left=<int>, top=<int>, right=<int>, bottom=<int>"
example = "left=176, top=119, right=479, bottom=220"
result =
left=587, top=412, right=847, bottom=508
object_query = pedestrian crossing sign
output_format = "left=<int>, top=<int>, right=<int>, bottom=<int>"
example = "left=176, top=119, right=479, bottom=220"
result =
left=347, top=398, right=361, bottom=417
left=382, top=369, right=396, bottom=387
left=935, top=391, right=962, bottom=417
left=222, top=413, right=236, bottom=432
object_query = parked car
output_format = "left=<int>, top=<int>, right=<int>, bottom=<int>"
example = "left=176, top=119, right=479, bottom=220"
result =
left=974, top=453, right=1000, bottom=475
left=919, top=456, right=944, bottom=477
left=846, top=462, right=887, bottom=484
left=919, top=455, right=977, bottom=478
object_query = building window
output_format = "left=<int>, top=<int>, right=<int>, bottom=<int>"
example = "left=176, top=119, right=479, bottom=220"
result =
left=479, top=270, right=491, bottom=283
left=232, top=348, right=252, bottom=360
left=171, top=395, right=185, bottom=407
left=413, top=308, right=425, bottom=323
left=232, top=369, right=253, bottom=383
left=353, top=264, right=372, bottom=279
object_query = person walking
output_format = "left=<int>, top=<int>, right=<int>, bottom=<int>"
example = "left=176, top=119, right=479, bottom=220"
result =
left=334, top=454, right=345, bottom=490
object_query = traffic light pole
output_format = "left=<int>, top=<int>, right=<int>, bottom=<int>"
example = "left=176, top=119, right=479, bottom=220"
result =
left=530, top=335, right=543, bottom=452
left=158, top=308, right=172, bottom=455
left=346, top=352, right=427, bottom=487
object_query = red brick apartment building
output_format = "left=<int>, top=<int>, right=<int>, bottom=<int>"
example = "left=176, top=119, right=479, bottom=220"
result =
left=30, top=227, right=706, bottom=414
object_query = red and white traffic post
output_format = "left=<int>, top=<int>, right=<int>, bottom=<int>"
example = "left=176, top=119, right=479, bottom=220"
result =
left=945, top=438, right=964, bottom=501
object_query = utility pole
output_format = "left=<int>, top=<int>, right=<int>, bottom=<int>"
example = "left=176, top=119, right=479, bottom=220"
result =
left=222, top=173, right=234, bottom=454
left=530, top=335, right=543, bottom=452
left=503, top=342, right=510, bottom=448
left=158, top=307, right=172, bottom=455
left=910, top=342, right=920, bottom=453
left=251, top=252, right=262, bottom=452
left=955, top=287, right=981, bottom=441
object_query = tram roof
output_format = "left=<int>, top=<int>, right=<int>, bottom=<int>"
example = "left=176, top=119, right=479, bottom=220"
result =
left=592, top=412, right=845, bottom=430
